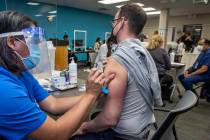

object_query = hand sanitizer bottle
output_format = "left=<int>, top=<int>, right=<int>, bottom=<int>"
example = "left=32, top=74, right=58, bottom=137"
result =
left=69, top=58, right=77, bottom=85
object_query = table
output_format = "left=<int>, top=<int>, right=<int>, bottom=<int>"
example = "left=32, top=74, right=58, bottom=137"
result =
left=168, top=62, right=186, bottom=101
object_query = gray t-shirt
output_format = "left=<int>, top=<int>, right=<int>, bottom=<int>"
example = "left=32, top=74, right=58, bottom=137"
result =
left=112, top=38, right=162, bottom=139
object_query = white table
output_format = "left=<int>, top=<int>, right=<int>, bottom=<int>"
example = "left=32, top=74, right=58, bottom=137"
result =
left=168, top=62, right=186, bottom=101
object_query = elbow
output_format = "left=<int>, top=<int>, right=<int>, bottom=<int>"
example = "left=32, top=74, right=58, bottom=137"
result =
left=52, top=127, right=71, bottom=140
left=104, top=116, right=118, bottom=128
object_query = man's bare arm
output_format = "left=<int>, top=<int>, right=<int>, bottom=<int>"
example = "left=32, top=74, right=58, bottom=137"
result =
left=81, top=58, right=128, bottom=133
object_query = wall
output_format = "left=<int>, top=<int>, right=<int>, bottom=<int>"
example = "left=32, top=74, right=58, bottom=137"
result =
left=143, top=14, right=210, bottom=41
left=0, top=0, right=113, bottom=60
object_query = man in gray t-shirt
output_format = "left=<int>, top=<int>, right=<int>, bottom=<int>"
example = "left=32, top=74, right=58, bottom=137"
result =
left=72, top=3, right=162, bottom=140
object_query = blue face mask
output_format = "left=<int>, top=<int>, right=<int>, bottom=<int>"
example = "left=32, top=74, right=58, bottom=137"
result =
left=22, top=44, right=41, bottom=69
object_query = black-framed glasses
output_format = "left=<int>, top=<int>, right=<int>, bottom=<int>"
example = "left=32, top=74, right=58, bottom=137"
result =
left=111, top=17, right=122, bottom=26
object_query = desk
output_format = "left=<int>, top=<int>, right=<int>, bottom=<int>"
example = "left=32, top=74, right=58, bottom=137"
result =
left=169, top=62, right=186, bottom=101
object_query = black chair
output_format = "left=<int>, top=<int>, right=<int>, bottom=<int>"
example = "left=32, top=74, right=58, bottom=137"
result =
left=151, top=90, right=198, bottom=140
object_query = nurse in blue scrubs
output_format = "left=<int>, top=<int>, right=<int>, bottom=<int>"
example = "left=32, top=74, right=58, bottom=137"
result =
left=0, top=11, right=114, bottom=140
left=179, top=38, right=210, bottom=91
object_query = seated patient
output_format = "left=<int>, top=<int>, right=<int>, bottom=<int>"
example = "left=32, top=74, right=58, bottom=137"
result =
left=179, top=38, right=210, bottom=91
left=147, top=35, right=171, bottom=79
left=72, top=4, right=162, bottom=140
left=147, top=35, right=173, bottom=100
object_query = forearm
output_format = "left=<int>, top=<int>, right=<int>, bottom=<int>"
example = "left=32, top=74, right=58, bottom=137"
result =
left=56, top=94, right=97, bottom=139
left=190, top=68, right=207, bottom=76
left=54, top=95, right=83, bottom=114
left=83, top=112, right=115, bottom=133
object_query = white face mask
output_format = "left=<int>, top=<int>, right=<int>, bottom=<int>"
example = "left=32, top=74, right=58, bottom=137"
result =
left=197, top=45, right=203, bottom=51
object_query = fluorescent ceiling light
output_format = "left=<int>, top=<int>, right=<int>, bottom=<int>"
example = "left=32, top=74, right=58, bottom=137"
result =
left=35, top=14, right=43, bottom=17
left=26, top=2, right=40, bottom=6
left=146, top=11, right=161, bottom=15
left=98, top=0, right=130, bottom=4
left=48, top=10, right=57, bottom=14
left=143, top=7, right=155, bottom=12
left=116, top=3, right=144, bottom=8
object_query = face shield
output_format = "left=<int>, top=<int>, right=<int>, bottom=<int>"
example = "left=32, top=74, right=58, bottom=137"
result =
left=0, top=27, right=51, bottom=78
left=0, top=27, right=45, bottom=65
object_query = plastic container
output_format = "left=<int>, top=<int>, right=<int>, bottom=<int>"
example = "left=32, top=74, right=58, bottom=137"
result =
left=69, top=58, right=77, bottom=85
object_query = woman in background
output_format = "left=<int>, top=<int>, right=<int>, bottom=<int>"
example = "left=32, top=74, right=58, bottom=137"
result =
left=147, top=35, right=171, bottom=78
left=148, top=35, right=173, bottom=101
left=94, top=37, right=101, bottom=52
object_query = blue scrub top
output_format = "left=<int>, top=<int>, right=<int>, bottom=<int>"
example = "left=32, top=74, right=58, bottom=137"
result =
left=192, top=48, right=210, bottom=77
left=0, top=67, right=49, bottom=140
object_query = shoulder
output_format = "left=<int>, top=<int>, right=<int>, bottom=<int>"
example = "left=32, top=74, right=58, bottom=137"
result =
left=104, top=57, right=128, bottom=80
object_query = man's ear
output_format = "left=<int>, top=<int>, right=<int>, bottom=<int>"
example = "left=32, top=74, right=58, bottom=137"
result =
left=7, top=36, right=16, bottom=49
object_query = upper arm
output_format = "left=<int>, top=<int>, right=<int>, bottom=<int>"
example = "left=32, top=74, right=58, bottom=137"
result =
left=0, top=83, right=48, bottom=140
left=202, top=56, right=210, bottom=67
left=101, top=58, right=128, bottom=124
left=27, top=72, right=49, bottom=102
left=38, top=95, right=57, bottom=114
left=28, top=116, right=58, bottom=140
left=198, top=56, right=210, bottom=72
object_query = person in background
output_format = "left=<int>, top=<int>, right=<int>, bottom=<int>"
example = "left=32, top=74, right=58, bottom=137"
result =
left=179, top=38, right=210, bottom=91
left=72, top=4, right=162, bottom=140
left=111, top=36, right=118, bottom=53
left=184, top=32, right=193, bottom=52
left=177, top=35, right=186, bottom=55
left=63, top=31, right=69, bottom=42
left=193, top=38, right=204, bottom=54
left=94, top=37, right=101, bottom=52
left=94, top=37, right=112, bottom=70
left=153, top=30, right=159, bottom=35
left=147, top=35, right=174, bottom=101
left=147, top=35, right=171, bottom=79
left=0, top=11, right=115, bottom=140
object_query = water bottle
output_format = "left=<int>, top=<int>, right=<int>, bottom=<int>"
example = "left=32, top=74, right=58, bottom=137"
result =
left=69, top=58, right=77, bottom=85
left=170, top=51, right=175, bottom=63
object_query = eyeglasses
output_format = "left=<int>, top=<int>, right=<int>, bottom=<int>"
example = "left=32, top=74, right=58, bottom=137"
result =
left=111, top=17, right=122, bottom=26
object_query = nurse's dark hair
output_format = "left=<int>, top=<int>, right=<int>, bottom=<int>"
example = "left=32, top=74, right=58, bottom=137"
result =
left=0, top=11, right=37, bottom=73
left=119, top=3, right=147, bottom=36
